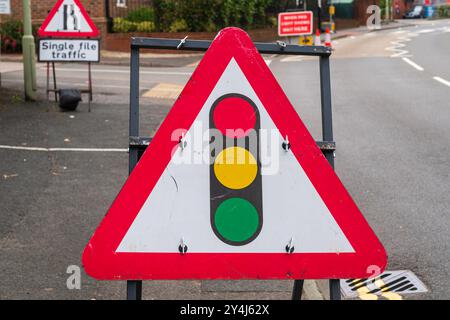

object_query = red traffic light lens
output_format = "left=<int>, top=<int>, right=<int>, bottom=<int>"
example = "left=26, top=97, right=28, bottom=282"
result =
left=212, top=96, right=256, bottom=138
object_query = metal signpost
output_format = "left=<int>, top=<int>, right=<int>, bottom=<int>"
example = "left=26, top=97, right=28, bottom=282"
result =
left=83, top=28, right=386, bottom=301
left=37, top=0, right=100, bottom=111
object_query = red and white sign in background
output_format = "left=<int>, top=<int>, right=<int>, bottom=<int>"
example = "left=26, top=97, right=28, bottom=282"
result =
left=278, top=11, right=313, bottom=37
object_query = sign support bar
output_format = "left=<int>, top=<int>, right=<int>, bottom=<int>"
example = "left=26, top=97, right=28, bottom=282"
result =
left=319, top=55, right=341, bottom=299
left=291, top=280, right=304, bottom=300
left=127, top=36, right=339, bottom=300
left=131, top=37, right=331, bottom=57
left=127, top=45, right=142, bottom=301
left=44, top=60, right=93, bottom=111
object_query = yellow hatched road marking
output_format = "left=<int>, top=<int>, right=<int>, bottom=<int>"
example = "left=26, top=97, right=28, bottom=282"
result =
left=355, top=281, right=378, bottom=300
left=143, top=83, right=183, bottom=99
left=353, top=278, right=403, bottom=300
left=378, top=279, right=403, bottom=300
left=186, top=60, right=201, bottom=67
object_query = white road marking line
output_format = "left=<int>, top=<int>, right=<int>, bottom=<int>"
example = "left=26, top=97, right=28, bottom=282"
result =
left=0, top=145, right=128, bottom=152
left=402, top=58, right=424, bottom=71
left=49, top=68, right=192, bottom=76
left=0, top=145, right=48, bottom=152
left=391, top=30, right=407, bottom=34
left=350, top=36, right=356, bottom=39
left=418, top=29, right=435, bottom=34
left=185, top=60, right=200, bottom=67
left=386, top=40, right=410, bottom=58
left=433, top=76, right=450, bottom=87
left=1, top=79, right=131, bottom=89
left=264, top=59, right=272, bottom=66
left=0, top=62, right=23, bottom=73
left=49, top=148, right=127, bottom=152
left=385, top=32, right=422, bottom=58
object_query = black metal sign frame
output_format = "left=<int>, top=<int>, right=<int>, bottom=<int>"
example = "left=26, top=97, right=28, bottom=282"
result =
left=38, top=37, right=100, bottom=112
left=127, top=37, right=340, bottom=300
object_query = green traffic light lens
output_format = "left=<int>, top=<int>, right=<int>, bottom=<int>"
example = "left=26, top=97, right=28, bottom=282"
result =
left=214, top=198, right=260, bottom=244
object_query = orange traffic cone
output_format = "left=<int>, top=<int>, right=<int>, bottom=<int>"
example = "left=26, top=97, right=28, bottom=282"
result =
left=324, top=27, right=332, bottom=47
left=314, top=29, right=322, bottom=46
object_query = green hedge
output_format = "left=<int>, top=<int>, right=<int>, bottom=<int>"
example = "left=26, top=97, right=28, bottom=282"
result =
left=112, top=18, right=155, bottom=33
left=0, top=20, right=38, bottom=53
left=155, top=0, right=274, bottom=32
left=113, top=0, right=278, bottom=33
left=126, top=6, right=155, bottom=23
left=438, top=5, right=449, bottom=17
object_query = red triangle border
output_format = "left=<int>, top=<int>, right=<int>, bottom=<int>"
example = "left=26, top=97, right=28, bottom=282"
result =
left=38, top=0, right=99, bottom=38
left=82, top=28, right=387, bottom=280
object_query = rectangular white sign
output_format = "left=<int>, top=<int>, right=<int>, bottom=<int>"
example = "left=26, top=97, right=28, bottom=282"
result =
left=38, top=39, right=100, bottom=62
left=0, top=0, right=11, bottom=14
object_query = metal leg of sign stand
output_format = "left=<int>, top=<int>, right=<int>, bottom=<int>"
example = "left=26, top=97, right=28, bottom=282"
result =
left=46, top=62, right=50, bottom=101
left=319, top=56, right=334, bottom=167
left=46, top=61, right=93, bottom=111
left=52, top=62, right=58, bottom=102
left=291, top=56, right=339, bottom=301
left=46, top=62, right=58, bottom=103
left=126, top=46, right=143, bottom=300
left=292, top=280, right=304, bottom=300
left=319, top=55, right=341, bottom=301
left=87, top=62, right=92, bottom=112
left=127, top=280, right=142, bottom=300
left=329, top=279, right=341, bottom=300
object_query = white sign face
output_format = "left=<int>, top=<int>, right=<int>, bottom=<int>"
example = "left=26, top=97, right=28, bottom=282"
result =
left=117, top=58, right=353, bottom=254
left=38, top=39, right=100, bottom=62
left=0, top=0, right=11, bottom=14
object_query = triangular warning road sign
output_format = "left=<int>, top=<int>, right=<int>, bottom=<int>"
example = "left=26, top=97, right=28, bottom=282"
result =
left=83, top=28, right=387, bottom=280
left=38, top=0, right=99, bottom=38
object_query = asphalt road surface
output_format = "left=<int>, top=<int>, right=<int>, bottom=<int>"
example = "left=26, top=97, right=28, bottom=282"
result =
left=0, top=19, right=449, bottom=300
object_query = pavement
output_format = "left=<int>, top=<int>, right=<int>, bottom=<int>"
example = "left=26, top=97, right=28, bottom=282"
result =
left=1, top=18, right=450, bottom=300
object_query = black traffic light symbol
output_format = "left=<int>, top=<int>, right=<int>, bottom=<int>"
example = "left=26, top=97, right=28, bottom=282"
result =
left=209, top=93, right=263, bottom=246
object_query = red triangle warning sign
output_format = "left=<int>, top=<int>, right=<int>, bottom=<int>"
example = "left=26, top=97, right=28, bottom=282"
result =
left=38, top=0, right=99, bottom=38
left=82, top=28, right=387, bottom=280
